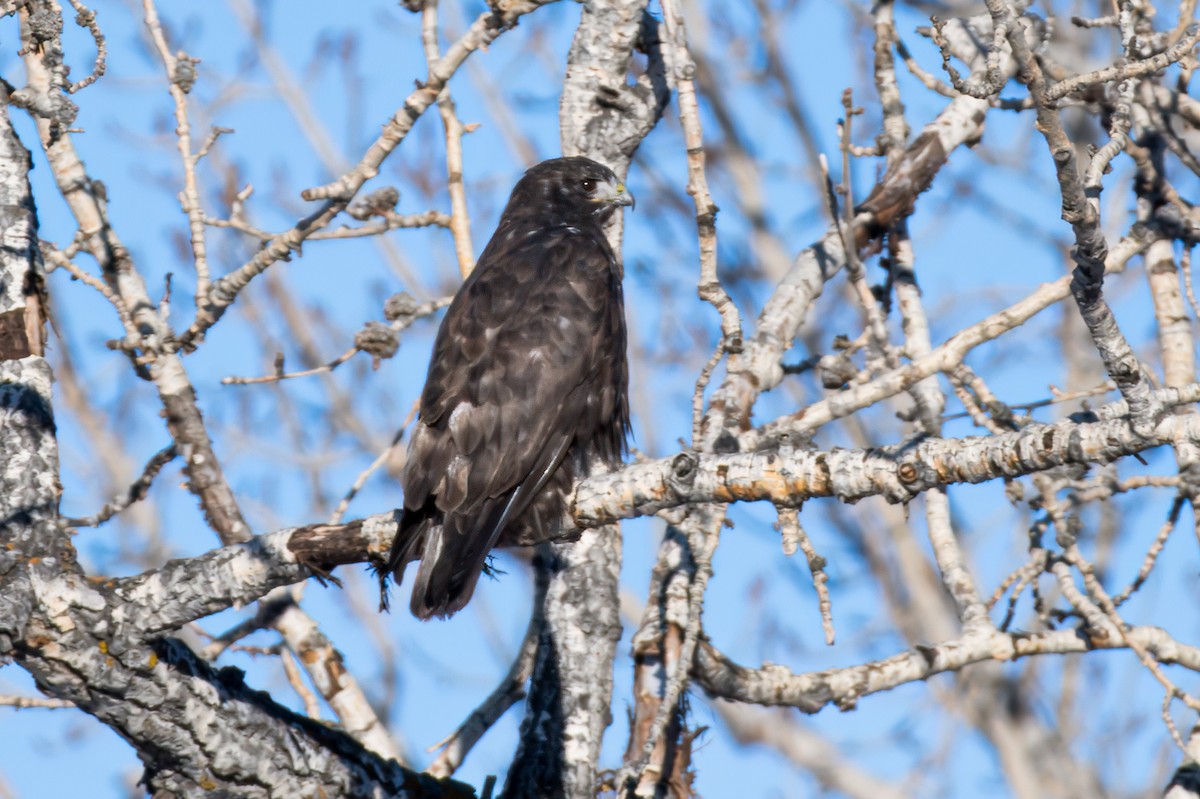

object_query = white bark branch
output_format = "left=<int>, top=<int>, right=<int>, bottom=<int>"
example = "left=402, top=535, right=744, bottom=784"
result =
left=694, top=624, right=1200, bottom=711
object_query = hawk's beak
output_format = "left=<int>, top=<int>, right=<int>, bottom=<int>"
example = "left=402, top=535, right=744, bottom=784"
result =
left=614, top=183, right=635, bottom=209
left=595, top=179, right=636, bottom=210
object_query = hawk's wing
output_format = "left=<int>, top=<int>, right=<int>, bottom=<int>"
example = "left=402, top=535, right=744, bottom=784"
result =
left=387, top=223, right=623, bottom=618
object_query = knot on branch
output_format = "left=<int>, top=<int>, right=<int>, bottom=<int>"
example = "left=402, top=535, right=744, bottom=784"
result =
left=818, top=353, right=857, bottom=390
left=1069, top=264, right=1104, bottom=306
left=24, top=6, right=62, bottom=52
left=668, top=452, right=699, bottom=493
left=348, top=186, right=400, bottom=221
left=172, top=52, right=200, bottom=94
left=893, top=457, right=933, bottom=502
left=354, top=322, right=399, bottom=365
left=383, top=291, right=420, bottom=321
left=10, top=87, right=78, bottom=131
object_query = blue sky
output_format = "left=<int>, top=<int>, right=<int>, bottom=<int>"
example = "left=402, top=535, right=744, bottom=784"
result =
left=1, top=1, right=1197, bottom=796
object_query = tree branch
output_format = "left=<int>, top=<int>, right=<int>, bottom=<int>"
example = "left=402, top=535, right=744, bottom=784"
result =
left=693, top=626, right=1200, bottom=712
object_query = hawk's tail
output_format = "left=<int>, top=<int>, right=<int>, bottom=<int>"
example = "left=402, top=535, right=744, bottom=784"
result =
left=408, top=498, right=512, bottom=620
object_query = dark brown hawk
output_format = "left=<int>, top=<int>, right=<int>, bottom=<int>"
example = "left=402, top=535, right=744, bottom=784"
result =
left=380, top=157, right=633, bottom=619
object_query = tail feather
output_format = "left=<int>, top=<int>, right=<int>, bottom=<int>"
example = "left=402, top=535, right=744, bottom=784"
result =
left=409, top=500, right=508, bottom=620
left=387, top=434, right=571, bottom=618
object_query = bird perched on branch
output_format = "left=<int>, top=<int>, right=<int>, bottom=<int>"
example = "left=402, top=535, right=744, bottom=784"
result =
left=379, top=156, right=634, bottom=619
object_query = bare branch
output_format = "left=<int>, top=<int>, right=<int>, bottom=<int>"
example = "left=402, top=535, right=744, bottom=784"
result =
left=63, top=443, right=177, bottom=528
left=1044, top=25, right=1200, bottom=103
left=0, top=695, right=75, bottom=709
left=694, top=626, right=1200, bottom=712
left=180, top=0, right=558, bottom=347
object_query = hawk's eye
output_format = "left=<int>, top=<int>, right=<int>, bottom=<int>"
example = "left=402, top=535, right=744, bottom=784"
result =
left=581, top=179, right=596, bottom=192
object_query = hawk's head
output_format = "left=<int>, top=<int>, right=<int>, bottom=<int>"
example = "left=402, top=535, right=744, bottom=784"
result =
left=504, top=156, right=634, bottom=227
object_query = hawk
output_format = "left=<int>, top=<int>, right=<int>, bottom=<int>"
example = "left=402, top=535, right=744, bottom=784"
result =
left=380, top=157, right=634, bottom=619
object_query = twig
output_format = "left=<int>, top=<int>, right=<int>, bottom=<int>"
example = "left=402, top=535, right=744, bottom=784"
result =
left=0, top=695, right=74, bottom=709
left=203, top=209, right=451, bottom=241
left=327, top=401, right=419, bottom=526
left=1111, top=497, right=1185, bottom=606
left=817, top=151, right=892, bottom=385
left=987, top=555, right=1047, bottom=630
left=930, top=15, right=1005, bottom=99
left=1045, top=25, right=1200, bottom=103
left=1172, top=0, right=1200, bottom=44
left=222, top=347, right=358, bottom=386
left=142, top=0, right=213, bottom=306
left=691, top=339, right=724, bottom=445
left=222, top=297, right=449, bottom=385
left=1063, top=546, right=1200, bottom=724
left=195, top=125, right=232, bottom=160
left=948, top=371, right=1008, bottom=434
left=422, top=0, right=476, bottom=278
left=426, top=604, right=541, bottom=778
left=660, top=0, right=742, bottom=353
left=195, top=590, right=293, bottom=661
left=63, top=0, right=106, bottom=93
left=895, top=34, right=959, bottom=99
left=279, top=646, right=323, bottom=719
left=41, top=241, right=138, bottom=339
left=64, top=444, right=178, bottom=528
left=777, top=507, right=834, bottom=645
left=942, top=380, right=1116, bottom=423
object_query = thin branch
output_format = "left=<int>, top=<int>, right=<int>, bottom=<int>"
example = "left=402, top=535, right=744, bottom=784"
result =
left=422, top=0, right=476, bottom=278
left=279, top=646, right=323, bottom=719
left=63, top=0, right=106, bottom=93
left=693, top=625, right=1200, bottom=712
left=1112, top=497, right=1184, bottom=606
left=179, top=0, right=556, bottom=348
left=63, top=444, right=178, bottom=528
left=142, top=0, right=212, bottom=304
left=222, top=297, right=449, bottom=385
left=0, top=695, right=75, bottom=710
left=660, top=0, right=742, bottom=352
left=1044, top=25, right=1200, bottom=103
left=203, top=209, right=452, bottom=241
left=426, top=597, right=542, bottom=778
left=328, top=402, right=419, bottom=526
left=40, top=241, right=138, bottom=340
left=777, top=507, right=834, bottom=645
